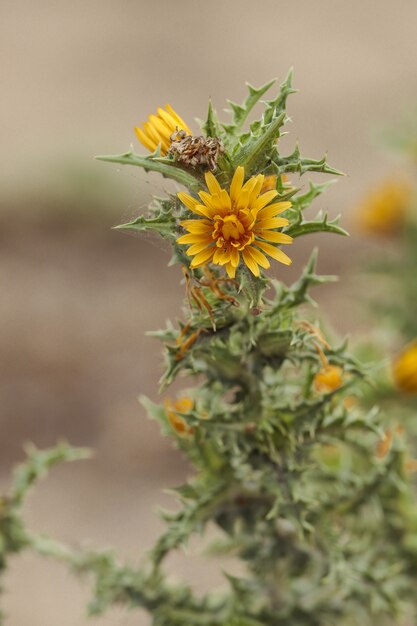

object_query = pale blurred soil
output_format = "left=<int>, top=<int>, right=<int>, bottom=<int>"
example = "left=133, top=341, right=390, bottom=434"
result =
left=1, top=0, right=417, bottom=624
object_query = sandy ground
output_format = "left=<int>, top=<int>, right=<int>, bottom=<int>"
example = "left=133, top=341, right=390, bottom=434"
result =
left=1, top=1, right=417, bottom=624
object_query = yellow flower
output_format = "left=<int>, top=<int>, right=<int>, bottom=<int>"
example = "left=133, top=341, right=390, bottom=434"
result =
left=392, top=340, right=417, bottom=394
left=356, top=178, right=412, bottom=236
left=314, top=364, right=343, bottom=392
left=177, top=166, right=293, bottom=278
left=261, top=174, right=289, bottom=193
left=134, top=105, right=191, bottom=155
left=164, top=397, right=194, bottom=437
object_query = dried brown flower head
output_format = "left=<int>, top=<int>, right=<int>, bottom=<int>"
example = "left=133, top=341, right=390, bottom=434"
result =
left=168, top=129, right=224, bottom=172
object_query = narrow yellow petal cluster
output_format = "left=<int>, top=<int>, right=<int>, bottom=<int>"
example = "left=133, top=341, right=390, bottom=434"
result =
left=314, top=364, right=343, bottom=392
left=134, top=105, right=191, bottom=156
left=164, top=397, right=194, bottom=436
left=356, top=178, right=412, bottom=236
left=392, top=340, right=417, bottom=393
left=177, top=166, right=293, bottom=278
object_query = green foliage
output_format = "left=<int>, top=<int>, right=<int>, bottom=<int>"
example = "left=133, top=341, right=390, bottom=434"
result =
left=0, top=443, right=89, bottom=624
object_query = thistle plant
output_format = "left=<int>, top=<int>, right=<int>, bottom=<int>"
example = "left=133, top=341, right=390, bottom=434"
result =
left=2, top=72, right=417, bottom=626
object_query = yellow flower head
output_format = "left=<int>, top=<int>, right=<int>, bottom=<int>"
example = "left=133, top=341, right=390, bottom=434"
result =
left=314, top=364, right=343, bottom=393
left=164, top=397, right=194, bottom=437
left=356, top=178, right=412, bottom=236
left=177, top=167, right=293, bottom=278
left=134, top=105, right=192, bottom=156
left=392, top=340, right=417, bottom=394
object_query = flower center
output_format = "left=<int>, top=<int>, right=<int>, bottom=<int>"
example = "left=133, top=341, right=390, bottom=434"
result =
left=212, top=213, right=254, bottom=250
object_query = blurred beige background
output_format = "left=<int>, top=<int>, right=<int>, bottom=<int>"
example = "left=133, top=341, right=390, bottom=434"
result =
left=1, top=1, right=417, bottom=624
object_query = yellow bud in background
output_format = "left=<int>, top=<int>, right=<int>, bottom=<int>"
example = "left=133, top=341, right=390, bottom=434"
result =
left=314, top=364, right=343, bottom=392
left=355, top=178, right=413, bottom=236
left=392, top=340, right=417, bottom=394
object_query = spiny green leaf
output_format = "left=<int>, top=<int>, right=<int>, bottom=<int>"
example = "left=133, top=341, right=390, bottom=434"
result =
left=233, top=111, right=287, bottom=175
left=231, top=71, right=297, bottom=174
left=291, top=179, right=337, bottom=212
left=271, top=145, right=344, bottom=176
left=96, top=148, right=201, bottom=190
left=226, top=78, right=276, bottom=133
left=262, top=68, right=297, bottom=125
left=286, top=212, right=349, bottom=239
left=114, top=213, right=176, bottom=237
left=202, top=99, right=224, bottom=138
left=276, top=249, right=337, bottom=308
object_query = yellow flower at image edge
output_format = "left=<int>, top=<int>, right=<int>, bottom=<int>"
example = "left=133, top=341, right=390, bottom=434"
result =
left=177, top=167, right=293, bottom=278
left=392, top=340, right=417, bottom=394
left=134, top=105, right=191, bottom=155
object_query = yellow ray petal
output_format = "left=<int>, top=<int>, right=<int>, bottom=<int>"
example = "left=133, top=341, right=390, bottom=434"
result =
left=258, top=201, right=292, bottom=219
left=177, top=233, right=213, bottom=245
left=213, top=248, right=232, bottom=265
left=248, top=175, right=265, bottom=206
left=219, top=189, right=232, bottom=211
left=187, top=241, right=214, bottom=256
left=180, top=219, right=212, bottom=234
left=256, top=230, right=292, bottom=244
left=242, top=248, right=260, bottom=276
left=178, top=193, right=213, bottom=218
left=256, top=217, right=290, bottom=230
left=254, top=218, right=289, bottom=232
left=244, top=245, right=270, bottom=269
left=205, top=171, right=223, bottom=196
left=157, top=107, right=177, bottom=132
left=190, top=247, right=215, bottom=268
left=194, top=204, right=216, bottom=218
left=148, top=114, right=172, bottom=141
left=230, top=246, right=240, bottom=268
left=165, top=104, right=192, bottom=134
left=253, top=190, right=278, bottom=211
left=226, top=262, right=237, bottom=278
left=242, top=176, right=259, bottom=196
left=255, top=241, right=292, bottom=266
left=144, top=120, right=169, bottom=152
left=198, top=191, right=219, bottom=211
left=134, top=127, right=158, bottom=151
left=143, top=120, right=162, bottom=144
left=229, top=166, right=244, bottom=203
left=178, top=192, right=200, bottom=212
left=208, top=193, right=230, bottom=214
left=236, top=189, right=250, bottom=211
